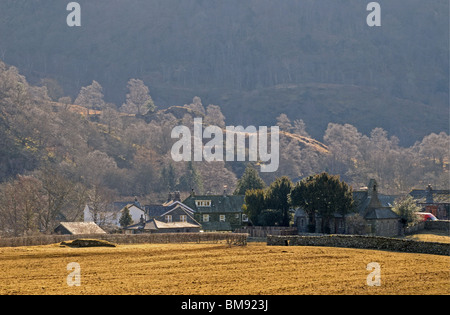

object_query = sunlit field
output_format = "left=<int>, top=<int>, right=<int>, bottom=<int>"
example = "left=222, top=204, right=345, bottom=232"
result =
left=402, top=230, right=450, bottom=244
left=0, top=242, right=448, bottom=295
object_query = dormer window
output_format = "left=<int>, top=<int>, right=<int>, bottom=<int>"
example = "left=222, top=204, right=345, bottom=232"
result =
left=196, top=200, right=211, bottom=207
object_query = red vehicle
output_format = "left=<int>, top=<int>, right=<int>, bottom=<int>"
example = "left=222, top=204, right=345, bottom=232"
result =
left=416, top=212, right=438, bottom=222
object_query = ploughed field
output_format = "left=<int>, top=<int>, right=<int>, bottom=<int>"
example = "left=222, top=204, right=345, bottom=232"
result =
left=0, top=242, right=448, bottom=295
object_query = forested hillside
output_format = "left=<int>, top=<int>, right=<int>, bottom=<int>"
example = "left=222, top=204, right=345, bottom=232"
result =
left=0, top=1, right=449, bottom=236
left=0, top=59, right=448, bottom=235
left=0, top=0, right=448, bottom=145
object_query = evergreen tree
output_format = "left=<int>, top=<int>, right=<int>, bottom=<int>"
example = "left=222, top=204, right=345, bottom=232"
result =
left=234, top=164, right=266, bottom=195
left=178, top=161, right=204, bottom=194
left=265, top=176, right=293, bottom=226
left=119, top=207, right=133, bottom=227
left=290, top=172, right=354, bottom=233
left=161, top=163, right=177, bottom=192
left=244, top=188, right=266, bottom=225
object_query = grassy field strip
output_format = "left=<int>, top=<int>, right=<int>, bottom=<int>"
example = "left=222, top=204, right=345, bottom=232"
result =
left=0, top=243, right=448, bottom=295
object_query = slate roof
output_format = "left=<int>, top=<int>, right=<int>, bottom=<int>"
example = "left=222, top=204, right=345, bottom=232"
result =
left=144, top=201, right=195, bottom=217
left=409, top=189, right=450, bottom=204
left=144, top=204, right=177, bottom=217
left=364, top=208, right=400, bottom=220
left=182, top=195, right=245, bottom=213
left=353, top=179, right=399, bottom=220
left=112, top=199, right=142, bottom=211
left=353, top=192, right=398, bottom=214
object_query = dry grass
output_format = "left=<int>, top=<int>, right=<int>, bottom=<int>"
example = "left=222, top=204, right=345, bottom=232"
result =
left=403, top=230, right=450, bottom=244
left=0, top=242, right=448, bottom=295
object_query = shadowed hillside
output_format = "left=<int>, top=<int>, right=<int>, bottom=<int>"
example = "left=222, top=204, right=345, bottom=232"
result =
left=0, top=0, right=447, bottom=145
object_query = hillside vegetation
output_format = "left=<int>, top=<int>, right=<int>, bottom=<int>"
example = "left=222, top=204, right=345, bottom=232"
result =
left=0, top=0, right=448, bottom=145
left=0, top=58, right=449, bottom=236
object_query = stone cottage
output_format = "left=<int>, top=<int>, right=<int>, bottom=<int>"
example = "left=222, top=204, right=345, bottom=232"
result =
left=352, top=179, right=399, bottom=236
left=294, top=179, right=400, bottom=236
left=182, top=193, right=246, bottom=231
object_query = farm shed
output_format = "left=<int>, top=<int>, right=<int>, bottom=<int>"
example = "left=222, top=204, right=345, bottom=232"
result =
left=123, top=218, right=201, bottom=234
left=54, top=222, right=107, bottom=235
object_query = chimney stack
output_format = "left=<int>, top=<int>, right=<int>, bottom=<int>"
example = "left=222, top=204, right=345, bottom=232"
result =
left=426, top=184, right=434, bottom=204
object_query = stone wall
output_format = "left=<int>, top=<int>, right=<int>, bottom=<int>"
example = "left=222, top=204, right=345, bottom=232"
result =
left=404, top=222, right=425, bottom=235
left=235, top=226, right=298, bottom=238
left=267, top=234, right=449, bottom=256
left=0, top=232, right=248, bottom=247
left=425, top=220, right=450, bottom=232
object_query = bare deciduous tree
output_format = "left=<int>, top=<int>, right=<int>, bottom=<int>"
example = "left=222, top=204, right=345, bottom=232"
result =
left=121, top=79, right=156, bottom=115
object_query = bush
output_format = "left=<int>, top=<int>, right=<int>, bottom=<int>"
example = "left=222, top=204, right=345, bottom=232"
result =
left=393, top=196, right=421, bottom=228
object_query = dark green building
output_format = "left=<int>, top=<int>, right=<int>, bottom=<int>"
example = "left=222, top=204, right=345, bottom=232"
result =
left=183, top=194, right=246, bottom=231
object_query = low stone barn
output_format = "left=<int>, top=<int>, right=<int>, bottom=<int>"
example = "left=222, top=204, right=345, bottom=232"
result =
left=54, top=222, right=107, bottom=235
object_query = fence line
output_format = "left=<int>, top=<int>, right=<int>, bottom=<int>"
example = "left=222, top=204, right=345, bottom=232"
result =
left=235, top=226, right=298, bottom=238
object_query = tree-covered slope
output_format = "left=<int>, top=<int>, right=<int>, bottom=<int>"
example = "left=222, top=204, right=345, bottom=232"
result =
left=0, top=0, right=448, bottom=145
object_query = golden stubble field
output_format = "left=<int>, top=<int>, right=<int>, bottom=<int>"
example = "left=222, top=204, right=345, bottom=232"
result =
left=0, top=242, right=448, bottom=295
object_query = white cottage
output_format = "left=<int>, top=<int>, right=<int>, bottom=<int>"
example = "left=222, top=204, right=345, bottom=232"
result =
left=83, top=201, right=146, bottom=227
left=119, top=204, right=146, bottom=225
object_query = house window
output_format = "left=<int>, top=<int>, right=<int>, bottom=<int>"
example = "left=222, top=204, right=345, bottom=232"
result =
left=180, top=215, right=187, bottom=222
left=165, top=215, right=172, bottom=223
left=203, top=214, right=210, bottom=222
left=196, top=200, right=211, bottom=207
left=220, top=215, right=226, bottom=222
